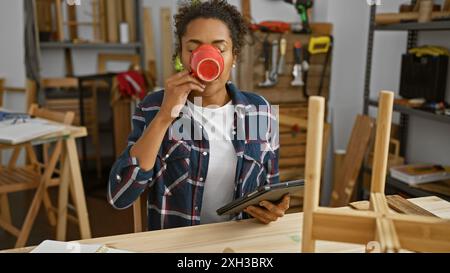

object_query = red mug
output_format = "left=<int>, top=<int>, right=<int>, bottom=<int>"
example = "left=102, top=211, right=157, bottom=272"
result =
left=190, top=44, right=224, bottom=82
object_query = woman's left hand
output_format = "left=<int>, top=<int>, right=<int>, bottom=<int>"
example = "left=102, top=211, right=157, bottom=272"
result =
left=244, top=194, right=290, bottom=224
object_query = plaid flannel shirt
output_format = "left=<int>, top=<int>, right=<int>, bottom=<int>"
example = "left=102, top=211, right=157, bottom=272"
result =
left=108, top=82, right=279, bottom=230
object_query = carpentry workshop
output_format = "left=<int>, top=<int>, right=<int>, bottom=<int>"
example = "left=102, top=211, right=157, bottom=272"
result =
left=0, top=0, right=450, bottom=259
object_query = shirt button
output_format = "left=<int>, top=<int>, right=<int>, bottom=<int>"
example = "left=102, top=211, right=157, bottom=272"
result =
left=202, top=152, right=207, bottom=156
left=232, top=131, right=236, bottom=135
left=195, top=206, right=199, bottom=211
left=199, top=177, right=204, bottom=182
left=165, top=154, right=169, bottom=159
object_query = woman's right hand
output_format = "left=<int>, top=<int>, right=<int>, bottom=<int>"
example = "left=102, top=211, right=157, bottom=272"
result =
left=158, top=70, right=205, bottom=120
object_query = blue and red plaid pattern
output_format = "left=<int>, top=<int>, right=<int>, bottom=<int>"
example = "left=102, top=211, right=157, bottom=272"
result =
left=108, top=82, right=279, bottom=230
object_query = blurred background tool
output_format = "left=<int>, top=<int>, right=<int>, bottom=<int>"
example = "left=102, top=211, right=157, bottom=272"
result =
left=259, top=39, right=276, bottom=87
left=269, top=39, right=280, bottom=83
left=283, top=0, right=314, bottom=33
left=277, top=38, right=287, bottom=75
left=291, top=41, right=308, bottom=88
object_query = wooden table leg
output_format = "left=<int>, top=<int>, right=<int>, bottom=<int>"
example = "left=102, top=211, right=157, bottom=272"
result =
left=56, top=149, right=70, bottom=241
left=15, top=141, right=62, bottom=248
left=65, top=137, right=92, bottom=239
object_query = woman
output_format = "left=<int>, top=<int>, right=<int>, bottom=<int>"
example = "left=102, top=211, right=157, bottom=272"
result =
left=108, top=0, right=289, bottom=230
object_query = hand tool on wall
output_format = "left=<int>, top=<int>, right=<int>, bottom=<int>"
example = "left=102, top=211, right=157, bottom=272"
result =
left=277, top=38, right=287, bottom=75
left=302, top=36, right=332, bottom=97
left=314, top=36, right=333, bottom=96
left=250, top=21, right=291, bottom=33
left=269, top=39, right=280, bottom=83
left=259, top=39, right=276, bottom=87
left=291, top=41, right=309, bottom=88
left=283, top=0, right=314, bottom=33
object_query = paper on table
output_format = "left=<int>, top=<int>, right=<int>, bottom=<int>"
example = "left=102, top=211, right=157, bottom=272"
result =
left=30, top=240, right=133, bottom=253
left=0, top=118, right=66, bottom=144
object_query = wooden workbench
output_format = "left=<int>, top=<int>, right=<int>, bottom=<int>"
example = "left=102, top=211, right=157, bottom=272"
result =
left=3, top=196, right=449, bottom=253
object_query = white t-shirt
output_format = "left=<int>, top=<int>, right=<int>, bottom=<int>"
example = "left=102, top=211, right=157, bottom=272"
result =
left=188, top=100, right=237, bottom=224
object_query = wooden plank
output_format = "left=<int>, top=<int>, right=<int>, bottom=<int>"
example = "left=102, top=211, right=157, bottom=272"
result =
left=123, top=0, right=136, bottom=42
left=330, top=115, right=373, bottom=207
left=98, top=0, right=107, bottom=42
left=279, top=114, right=308, bottom=129
left=279, top=157, right=305, bottom=168
left=36, top=0, right=53, bottom=33
left=105, top=0, right=118, bottom=43
left=302, top=96, right=325, bottom=253
left=161, top=8, right=174, bottom=82
left=375, top=11, right=450, bottom=25
left=91, top=0, right=100, bottom=41
left=67, top=4, right=78, bottom=40
left=386, top=195, right=438, bottom=217
left=241, top=0, right=251, bottom=22
left=55, top=0, right=64, bottom=41
left=280, top=145, right=306, bottom=158
left=444, top=0, right=450, bottom=11
left=279, top=167, right=304, bottom=182
left=280, top=133, right=306, bottom=145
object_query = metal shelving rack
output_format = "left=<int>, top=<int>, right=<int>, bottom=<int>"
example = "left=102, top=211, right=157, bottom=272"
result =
left=32, top=0, right=146, bottom=181
left=36, top=0, right=146, bottom=72
left=362, top=0, right=450, bottom=200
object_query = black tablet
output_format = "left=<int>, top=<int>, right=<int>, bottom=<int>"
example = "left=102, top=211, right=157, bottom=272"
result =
left=216, top=180, right=304, bottom=216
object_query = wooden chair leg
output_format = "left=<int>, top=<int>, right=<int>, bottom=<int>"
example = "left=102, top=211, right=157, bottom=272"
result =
left=0, top=193, right=12, bottom=224
left=302, top=96, right=325, bottom=253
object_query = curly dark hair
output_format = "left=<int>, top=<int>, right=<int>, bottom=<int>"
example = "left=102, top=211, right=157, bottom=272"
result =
left=174, top=0, right=249, bottom=60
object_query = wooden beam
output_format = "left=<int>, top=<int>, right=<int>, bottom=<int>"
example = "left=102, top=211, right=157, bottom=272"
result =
left=330, top=115, right=373, bottom=207
left=241, top=0, right=251, bottom=22
left=370, top=91, right=394, bottom=194
left=106, top=0, right=118, bottom=42
left=302, top=96, right=325, bottom=253
left=312, top=208, right=377, bottom=245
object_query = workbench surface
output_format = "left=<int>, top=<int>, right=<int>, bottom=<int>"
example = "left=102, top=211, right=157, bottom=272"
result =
left=3, top=196, right=449, bottom=253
